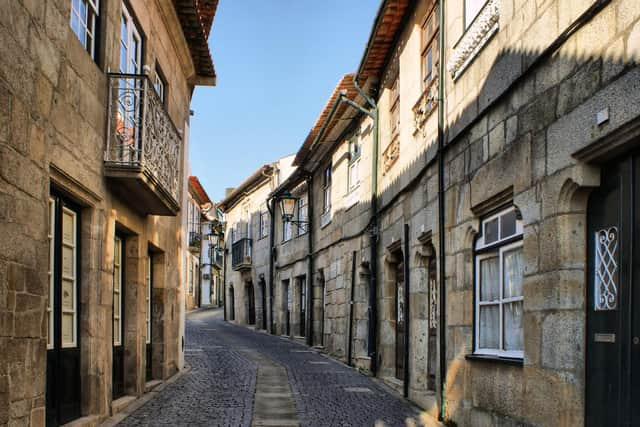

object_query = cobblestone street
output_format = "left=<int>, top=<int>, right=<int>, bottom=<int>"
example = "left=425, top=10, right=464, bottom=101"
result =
left=118, top=308, right=425, bottom=427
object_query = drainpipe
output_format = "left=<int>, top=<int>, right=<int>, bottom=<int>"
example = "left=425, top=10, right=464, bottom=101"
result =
left=437, top=0, right=447, bottom=420
left=340, top=78, right=379, bottom=376
left=223, top=246, right=228, bottom=321
left=306, top=175, right=314, bottom=346
left=267, top=196, right=277, bottom=334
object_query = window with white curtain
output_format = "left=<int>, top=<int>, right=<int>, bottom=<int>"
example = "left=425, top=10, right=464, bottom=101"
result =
left=474, top=206, right=523, bottom=358
left=297, top=195, right=308, bottom=236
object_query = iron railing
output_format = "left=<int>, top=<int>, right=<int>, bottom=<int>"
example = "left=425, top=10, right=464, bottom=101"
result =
left=231, top=238, right=252, bottom=269
left=189, top=231, right=201, bottom=250
left=105, top=73, right=181, bottom=202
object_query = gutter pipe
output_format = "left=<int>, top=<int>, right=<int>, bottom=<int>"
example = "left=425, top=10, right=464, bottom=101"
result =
left=437, top=0, right=447, bottom=420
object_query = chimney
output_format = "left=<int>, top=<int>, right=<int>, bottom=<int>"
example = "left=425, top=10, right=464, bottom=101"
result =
left=225, top=187, right=235, bottom=197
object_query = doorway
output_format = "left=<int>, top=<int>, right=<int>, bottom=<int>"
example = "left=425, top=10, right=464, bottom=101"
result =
left=284, top=280, right=291, bottom=335
left=46, top=194, right=81, bottom=426
left=112, top=235, right=125, bottom=399
left=260, top=278, right=267, bottom=330
left=145, top=252, right=153, bottom=382
left=586, top=152, right=640, bottom=426
left=246, top=281, right=256, bottom=325
left=395, top=253, right=406, bottom=381
left=229, top=285, right=235, bottom=321
left=299, top=276, right=306, bottom=337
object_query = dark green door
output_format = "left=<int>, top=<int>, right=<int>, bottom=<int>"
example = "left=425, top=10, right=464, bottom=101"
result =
left=586, top=152, right=640, bottom=425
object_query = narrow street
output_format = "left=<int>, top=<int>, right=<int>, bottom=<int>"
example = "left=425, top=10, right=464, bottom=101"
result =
left=118, top=308, right=424, bottom=427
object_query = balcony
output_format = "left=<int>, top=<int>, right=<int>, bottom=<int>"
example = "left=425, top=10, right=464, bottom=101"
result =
left=104, top=74, right=181, bottom=216
left=231, top=238, right=252, bottom=271
left=210, top=247, right=223, bottom=270
left=189, top=231, right=201, bottom=252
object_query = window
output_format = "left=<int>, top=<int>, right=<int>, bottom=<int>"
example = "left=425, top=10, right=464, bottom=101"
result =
left=70, top=0, right=99, bottom=59
left=297, top=195, right=308, bottom=236
left=465, top=0, right=488, bottom=28
left=120, top=3, right=142, bottom=75
left=322, top=166, right=332, bottom=213
left=154, top=68, right=166, bottom=104
left=283, top=218, right=293, bottom=242
left=421, top=6, right=439, bottom=90
left=259, top=211, right=269, bottom=239
left=348, top=138, right=361, bottom=193
left=390, top=77, right=400, bottom=137
left=474, top=207, right=523, bottom=358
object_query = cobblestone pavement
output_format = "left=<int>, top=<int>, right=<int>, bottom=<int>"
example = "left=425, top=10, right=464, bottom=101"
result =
left=118, top=308, right=425, bottom=427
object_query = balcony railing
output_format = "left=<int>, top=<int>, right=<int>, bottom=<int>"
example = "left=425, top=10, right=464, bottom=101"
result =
left=189, top=231, right=201, bottom=251
left=210, top=247, right=223, bottom=270
left=231, top=238, right=252, bottom=270
left=104, top=74, right=181, bottom=215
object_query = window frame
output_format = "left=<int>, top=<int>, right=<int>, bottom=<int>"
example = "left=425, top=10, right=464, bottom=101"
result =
left=473, top=206, right=524, bottom=359
left=297, top=194, right=308, bottom=237
left=389, top=76, right=400, bottom=137
left=70, top=0, right=100, bottom=60
left=322, top=166, right=332, bottom=214
left=154, top=63, right=167, bottom=105
left=120, top=2, right=142, bottom=75
left=347, top=137, right=361, bottom=193
left=282, top=218, right=293, bottom=243
left=421, top=4, right=439, bottom=90
left=259, top=211, right=269, bottom=239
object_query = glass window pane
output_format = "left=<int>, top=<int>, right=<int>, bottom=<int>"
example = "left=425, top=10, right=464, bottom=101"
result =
left=480, top=256, right=499, bottom=301
left=62, top=246, right=74, bottom=278
left=62, top=313, right=74, bottom=345
left=62, top=211, right=74, bottom=244
left=62, top=279, right=74, bottom=310
left=503, top=247, right=523, bottom=298
left=500, top=210, right=517, bottom=239
left=484, top=217, right=498, bottom=244
left=504, top=301, right=523, bottom=351
left=479, top=305, right=499, bottom=349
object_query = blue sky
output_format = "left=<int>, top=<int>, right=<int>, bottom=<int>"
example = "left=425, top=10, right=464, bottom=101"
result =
left=189, top=1, right=381, bottom=202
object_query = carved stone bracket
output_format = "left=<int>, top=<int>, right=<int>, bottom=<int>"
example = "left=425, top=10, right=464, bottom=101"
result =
left=447, top=0, right=500, bottom=80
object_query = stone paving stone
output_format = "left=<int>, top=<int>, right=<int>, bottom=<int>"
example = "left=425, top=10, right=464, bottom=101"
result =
left=118, top=308, right=424, bottom=427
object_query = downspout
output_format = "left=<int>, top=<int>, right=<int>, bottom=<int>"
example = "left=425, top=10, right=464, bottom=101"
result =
left=437, top=0, right=447, bottom=420
left=223, top=245, right=228, bottom=321
left=350, top=78, right=379, bottom=377
left=267, top=196, right=277, bottom=334
left=306, top=175, right=314, bottom=346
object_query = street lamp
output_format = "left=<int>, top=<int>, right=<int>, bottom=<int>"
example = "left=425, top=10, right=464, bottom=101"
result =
left=279, top=191, right=308, bottom=232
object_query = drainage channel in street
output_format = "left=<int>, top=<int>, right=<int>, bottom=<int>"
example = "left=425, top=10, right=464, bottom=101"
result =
left=242, top=350, right=300, bottom=427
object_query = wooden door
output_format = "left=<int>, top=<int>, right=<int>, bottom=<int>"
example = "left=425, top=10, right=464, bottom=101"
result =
left=586, top=152, right=640, bottom=425
left=247, top=281, right=256, bottom=325
left=112, top=235, right=125, bottom=399
left=300, top=277, right=306, bottom=337
left=395, top=258, right=406, bottom=381
left=46, top=195, right=81, bottom=426
left=145, top=253, right=153, bottom=382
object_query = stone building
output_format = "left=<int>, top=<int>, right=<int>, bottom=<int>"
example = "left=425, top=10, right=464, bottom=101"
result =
left=231, top=0, right=640, bottom=425
left=219, top=155, right=294, bottom=328
left=0, top=1, right=217, bottom=425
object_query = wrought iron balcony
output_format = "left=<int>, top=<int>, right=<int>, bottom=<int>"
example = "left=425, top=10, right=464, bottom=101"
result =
left=231, top=238, right=252, bottom=271
left=104, top=74, right=181, bottom=216
left=210, top=247, right=223, bottom=270
left=189, top=231, right=201, bottom=252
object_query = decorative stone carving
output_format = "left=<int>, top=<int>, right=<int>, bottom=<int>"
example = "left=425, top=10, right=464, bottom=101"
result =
left=447, top=0, right=500, bottom=80
left=382, top=139, right=400, bottom=174
left=412, top=78, right=439, bottom=136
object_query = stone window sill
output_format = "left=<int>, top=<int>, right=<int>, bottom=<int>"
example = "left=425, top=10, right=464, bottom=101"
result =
left=465, top=353, right=524, bottom=366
